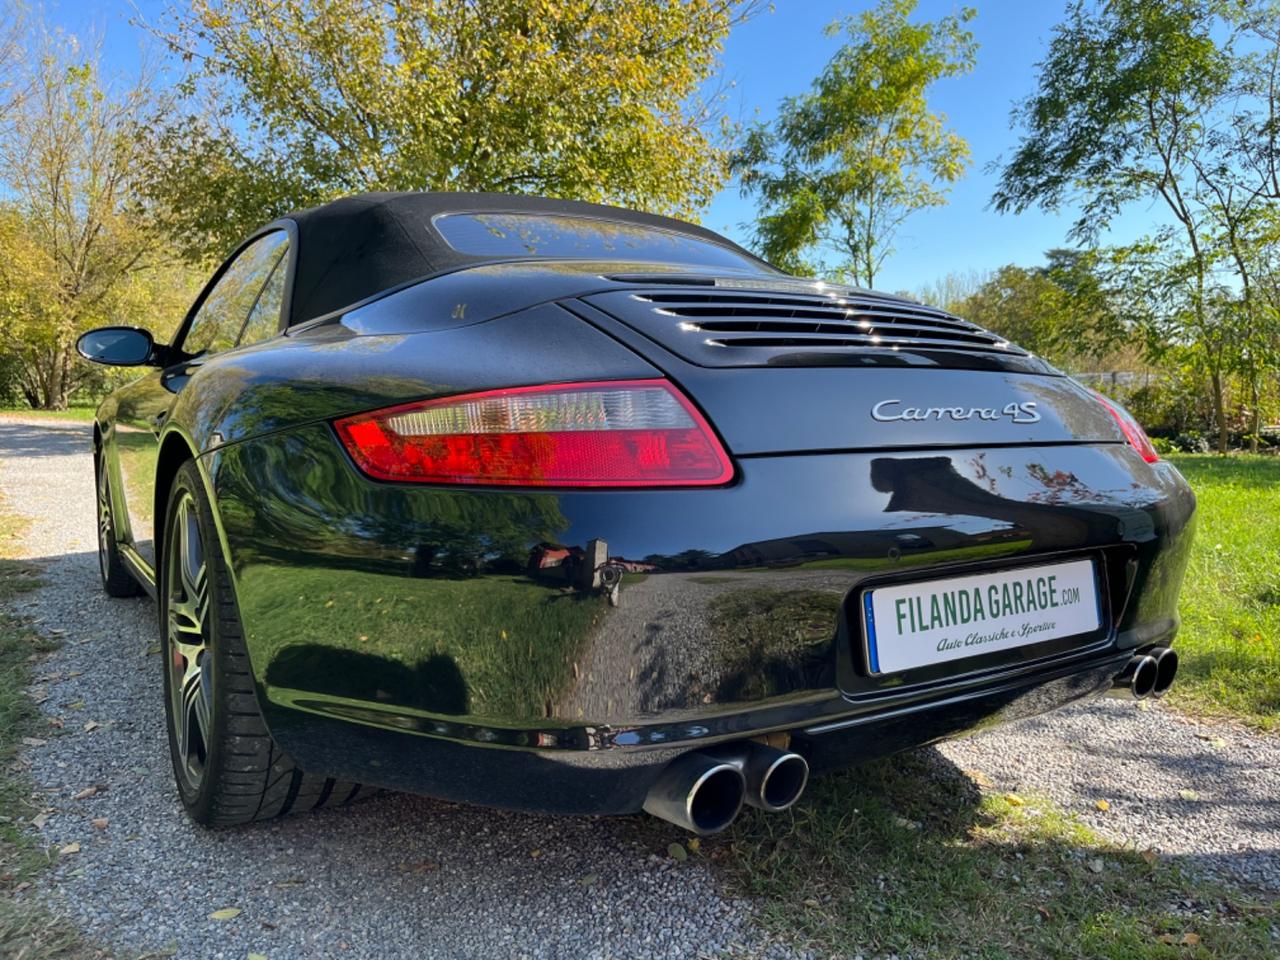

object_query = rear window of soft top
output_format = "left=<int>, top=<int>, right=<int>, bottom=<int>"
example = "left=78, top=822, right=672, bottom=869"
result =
left=433, top=212, right=760, bottom=271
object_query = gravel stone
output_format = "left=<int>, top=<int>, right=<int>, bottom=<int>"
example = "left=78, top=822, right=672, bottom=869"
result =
left=2, top=415, right=1277, bottom=959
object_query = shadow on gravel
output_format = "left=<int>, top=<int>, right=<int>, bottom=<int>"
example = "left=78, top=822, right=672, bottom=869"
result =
left=0, top=420, right=91, bottom=459
left=721, top=748, right=1278, bottom=959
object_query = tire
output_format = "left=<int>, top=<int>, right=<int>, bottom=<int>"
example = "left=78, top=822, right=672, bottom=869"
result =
left=160, top=460, right=368, bottom=825
left=95, top=451, right=144, bottom=598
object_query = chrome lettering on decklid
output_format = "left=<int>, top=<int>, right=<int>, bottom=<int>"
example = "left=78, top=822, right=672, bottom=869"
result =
left=871, top=399, right=1041, bottom=424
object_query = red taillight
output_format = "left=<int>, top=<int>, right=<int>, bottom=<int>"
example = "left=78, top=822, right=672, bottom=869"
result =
left=1092, top=391, right=1159, bottom=463
left=334, top=379, right=735, bottom=487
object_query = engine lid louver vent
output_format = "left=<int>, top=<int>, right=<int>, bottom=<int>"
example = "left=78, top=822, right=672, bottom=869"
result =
left=584, top=283, right=1046, bottom=374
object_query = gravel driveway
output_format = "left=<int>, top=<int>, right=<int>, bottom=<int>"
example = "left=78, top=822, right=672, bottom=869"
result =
left=1, top=415, right=1277, bottom=959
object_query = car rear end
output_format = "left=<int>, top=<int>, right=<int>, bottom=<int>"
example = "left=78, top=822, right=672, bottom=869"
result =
left=207, top=269, right=1195, bottom=828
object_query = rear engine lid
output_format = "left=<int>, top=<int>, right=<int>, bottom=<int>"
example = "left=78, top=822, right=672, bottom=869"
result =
left=667, top=366, right=1128, bottom=455
left=585, top=276, right=1053, bottom=375
left=580, top=277, right=1126, bottom=454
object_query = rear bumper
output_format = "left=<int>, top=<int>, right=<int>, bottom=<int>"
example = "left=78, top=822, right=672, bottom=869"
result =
left=205, top=426, right=1195, bottom=813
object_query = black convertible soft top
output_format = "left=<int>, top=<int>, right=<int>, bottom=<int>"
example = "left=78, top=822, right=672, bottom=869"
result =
left=279, top=191, right=767, bottom=326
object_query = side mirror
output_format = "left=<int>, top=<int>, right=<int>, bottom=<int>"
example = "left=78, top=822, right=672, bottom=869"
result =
left=76, top=327, right=157, bottom=367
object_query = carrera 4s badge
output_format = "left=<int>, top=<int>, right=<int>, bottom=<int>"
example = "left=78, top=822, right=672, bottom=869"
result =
left=871, top=399, right=1041, bottom=424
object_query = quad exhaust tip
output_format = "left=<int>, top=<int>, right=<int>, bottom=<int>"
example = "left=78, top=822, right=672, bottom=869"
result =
left=1108, top=647, right=1177, bottom=701
left=643, top=742, right=809, bottom=835
left=642, top=752, right=746, bottom=836
left=1151, top=646, right=1178, bottom=698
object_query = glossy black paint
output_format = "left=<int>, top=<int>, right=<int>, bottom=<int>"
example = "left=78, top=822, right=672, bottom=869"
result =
left=85, top=254, right=1197, bottom=816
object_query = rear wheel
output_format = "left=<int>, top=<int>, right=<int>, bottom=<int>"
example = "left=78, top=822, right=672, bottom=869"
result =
left=160, top=461, right=368, bottom=825
left=95, top=452, right=144, bottom=598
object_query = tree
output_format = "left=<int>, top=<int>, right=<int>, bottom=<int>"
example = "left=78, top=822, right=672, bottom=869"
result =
left=0, top=27, right=192, bottom=409
left=991, top=0, right=1269, bottom=453
left=941, top=250, right=1124, bottom=372
left=735, top=0, right=977, bottom=286
left=142, top=0, right=761, bottom=261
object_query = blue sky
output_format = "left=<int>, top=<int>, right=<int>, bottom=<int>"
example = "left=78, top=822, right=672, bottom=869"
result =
left=45, top=0, right=1171, bottom=292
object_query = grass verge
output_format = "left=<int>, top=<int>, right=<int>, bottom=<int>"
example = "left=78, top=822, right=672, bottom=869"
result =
left=1164, top=454, right=1280, bottom=731
left=0, top=406, right=96, bottom=422
left=0, top=504, right=108, bottom=958
left=718, top=750, right=1276, bottom=959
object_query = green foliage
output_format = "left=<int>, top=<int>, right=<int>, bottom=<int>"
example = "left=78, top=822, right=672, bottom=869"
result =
left=941, top=249, right=1126, bottom=372
left=144, top=0, right=761, bottom=261
left=0, top=25, right=203, bottom=410
left=994, top=0, right=1280, bottom=453
left=735, top=0, right=976, bottom=286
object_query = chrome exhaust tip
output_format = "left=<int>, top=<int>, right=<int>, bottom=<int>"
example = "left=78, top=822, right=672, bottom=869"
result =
left=1150, top=646, right=1178, bottom=698
left=709, top=742, right=810, bottom=813
left=642, top=752, right=746, bottom=836
left=1107, top=653, right=1159, bottom=700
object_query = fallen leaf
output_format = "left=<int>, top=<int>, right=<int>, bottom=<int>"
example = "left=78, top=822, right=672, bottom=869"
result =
left=1178, top=789, right=1201, bottom=802
left=58, top=842, right=80, bottom=855
left=1086, top=858, right=1105, bottom=874
left=30, top=812, right=50, bottom=829
left=72, top=785, right=103, bottom=801
left=579, top=873, right=598, bottom=887
left=1095, top=799, right=1111, bottom=812
left=1141, top=849, right=1159, bottom=865
left=1158, top=934, right=1177, bottom=946
left=667, top=842, right=688, bottom=862
left=82, top=721, right=99, bottom=733
left=395, top=862, right=438, bottom=875
left=687, top=838, right=701, bottom=853
left=249, top=954, right=268, bottom=960
left=208, top=908, right=241, bottom=921
left=1181, top=933, right=1201, bottom=946
left=529, top=849, right=541, bottom=859
left=67, top=700, right=85, bottom=710
left=21, top=737, right=46, bottom=747
left=1036, top=905, right=1051, bottom=921
left=91, top=818, right=108, bottom=830
left=1004, top=792, right=1025, bottom=807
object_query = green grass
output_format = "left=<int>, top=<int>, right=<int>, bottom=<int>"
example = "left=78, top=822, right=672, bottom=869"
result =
left=0, top=405, right=96, bottom=422
left=1164, top=454, right=1280, bottom=730
left=716, top=751, right=1276, bottom=960
left=0, top=505, right=109, bottom=959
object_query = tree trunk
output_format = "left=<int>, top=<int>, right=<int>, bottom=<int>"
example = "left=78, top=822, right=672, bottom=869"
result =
left=1210, top=368, right=1228, bottom=455
left=1250, top=375, right=1261, bottom=454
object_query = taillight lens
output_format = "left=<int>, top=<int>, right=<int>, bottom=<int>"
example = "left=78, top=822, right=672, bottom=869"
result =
left=334, top=379, right=735, bottom=487
left=1091, top=391, right=1159, bottom=463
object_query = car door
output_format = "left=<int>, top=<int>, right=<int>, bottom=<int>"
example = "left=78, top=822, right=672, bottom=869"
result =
left=110, top=230, right=290, bottom=574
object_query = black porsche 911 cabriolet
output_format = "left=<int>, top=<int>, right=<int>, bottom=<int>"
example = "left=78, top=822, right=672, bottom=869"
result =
left=78, top=192, right=1194, bottom=835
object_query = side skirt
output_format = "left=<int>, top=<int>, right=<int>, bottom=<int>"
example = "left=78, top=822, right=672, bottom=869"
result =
left=119, top=542, right=158, bottom=601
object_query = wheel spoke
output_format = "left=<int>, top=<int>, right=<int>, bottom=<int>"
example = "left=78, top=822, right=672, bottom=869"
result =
left=165, top=489, right=213, bottom=792
left=182, top=668, right=210, bottom=761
